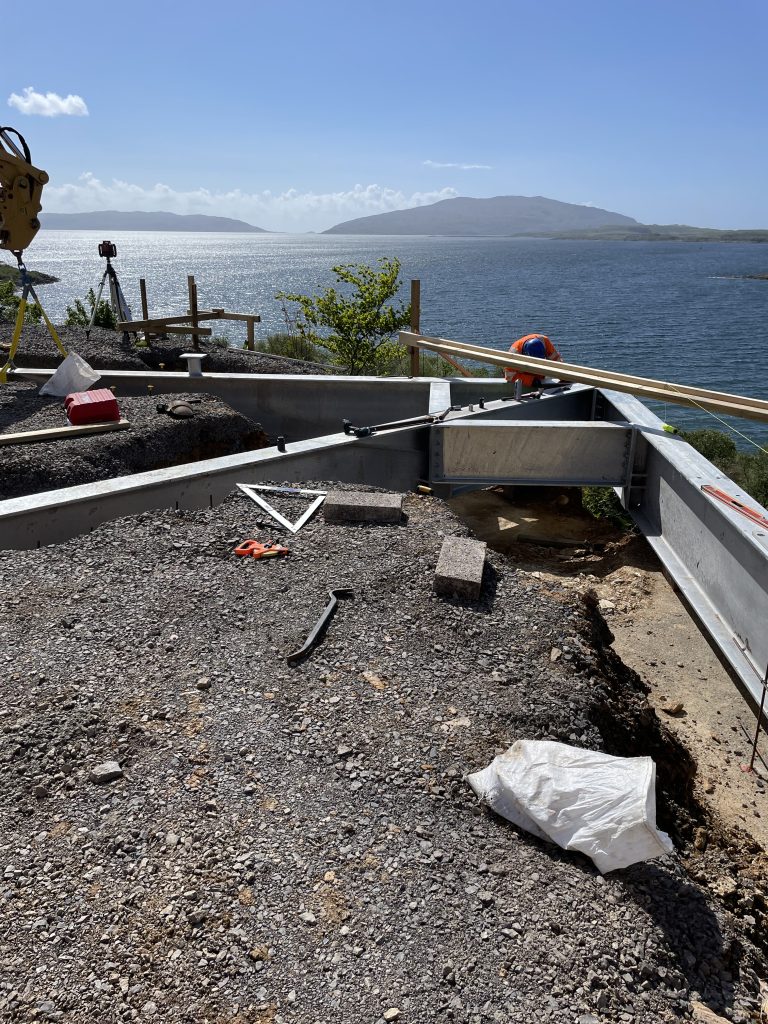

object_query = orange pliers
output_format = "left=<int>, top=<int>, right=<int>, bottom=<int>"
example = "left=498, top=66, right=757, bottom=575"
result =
left=233, top=540, right=290, bottom=560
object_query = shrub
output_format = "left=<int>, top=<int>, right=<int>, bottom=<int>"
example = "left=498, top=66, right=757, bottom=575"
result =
left=64, top=288, right=117, bottom=330
left=680, top=429, right=738, bottom=471
left=277, top=258, right=411, bottom=375
left=381, top=348, right=501, bottom=377
left=254, top=332, right=330, bottom=363
left=581, top=486, right=634, bottom=529
left=0, top=280, right=42, bottom=324
left=682, top=427, right=768, bottom=507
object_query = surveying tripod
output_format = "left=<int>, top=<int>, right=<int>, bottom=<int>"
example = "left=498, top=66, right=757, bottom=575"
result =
left=87, top=240, right=132, bottom=342
left=0, top=251, right=67, bottom=383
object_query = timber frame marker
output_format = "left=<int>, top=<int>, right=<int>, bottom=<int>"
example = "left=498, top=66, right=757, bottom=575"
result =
left=120, top=274, right=261, bottom=351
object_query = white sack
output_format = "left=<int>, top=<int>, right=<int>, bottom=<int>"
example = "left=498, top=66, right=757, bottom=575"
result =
left=39, top=353, right=100, bottom=397
left=467, top=740, right=674, bottom=873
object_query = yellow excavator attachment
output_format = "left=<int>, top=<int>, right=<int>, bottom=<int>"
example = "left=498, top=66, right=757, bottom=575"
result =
left=0, top=126, right=48, bottom=252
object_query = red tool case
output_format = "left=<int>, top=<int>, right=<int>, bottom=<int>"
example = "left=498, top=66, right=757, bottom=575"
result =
left=65, top=388, right=120, bottom=426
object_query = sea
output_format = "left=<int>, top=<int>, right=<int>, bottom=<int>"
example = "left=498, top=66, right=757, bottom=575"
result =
left=6, top=231, right=768, bottom=445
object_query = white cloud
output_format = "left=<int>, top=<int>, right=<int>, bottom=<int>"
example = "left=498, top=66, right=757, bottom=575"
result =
left=580, top=201, right=596, bottom=207
left=423, top=159, right=492, bottom=170
left=44, top=175, right=459, bottom=232
left=8, top=86, right=89, bottom=117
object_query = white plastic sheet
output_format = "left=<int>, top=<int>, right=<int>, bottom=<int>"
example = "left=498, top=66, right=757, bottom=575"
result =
left=467, top=740, right=674, bottom=873
left=39, top=353, right=100, bottom=397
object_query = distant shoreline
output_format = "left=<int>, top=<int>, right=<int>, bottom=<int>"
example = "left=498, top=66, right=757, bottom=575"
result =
left=0, top=265, right=58, bottom=286
left=30, top=228, right=768, bottom=243
left=40, top=211, right=267, bottom=233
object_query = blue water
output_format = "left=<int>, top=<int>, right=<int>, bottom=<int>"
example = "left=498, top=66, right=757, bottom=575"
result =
left=4, top=231, right=767, bottom=443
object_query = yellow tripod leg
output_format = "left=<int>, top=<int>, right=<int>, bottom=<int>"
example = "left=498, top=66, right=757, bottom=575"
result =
left=26, top=283, right=68, bottom=358
left=38, top=305, right=68, bottom=357
left=0, top=296, right=27, bottom=384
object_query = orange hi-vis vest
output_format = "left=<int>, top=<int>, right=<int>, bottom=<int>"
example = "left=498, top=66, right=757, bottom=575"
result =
left=504, top=334, right=562, bottom=387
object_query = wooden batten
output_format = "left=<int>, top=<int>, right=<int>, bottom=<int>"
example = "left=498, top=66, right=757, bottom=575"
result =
left=117, top=311, right=223, bottom=331
left=0, top=419, right=130, bottom=447
left=399, top=331, right=768, bottom=424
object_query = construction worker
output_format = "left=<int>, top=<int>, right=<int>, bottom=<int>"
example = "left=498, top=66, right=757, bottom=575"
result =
left=504, top=333, right=562, bottom=388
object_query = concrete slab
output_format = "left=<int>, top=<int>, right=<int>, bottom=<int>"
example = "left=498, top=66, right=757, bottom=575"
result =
left=434, top=536, right=487, bottom=601
left=324, top=490, right=403, bottom=525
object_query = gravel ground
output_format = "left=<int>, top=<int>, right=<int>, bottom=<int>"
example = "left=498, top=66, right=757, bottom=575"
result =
left=0, top=325, right=148, bottom=371
left=0, top=381, right=267, bottom=499
left=138, top=340, right=332, bottom=376
left=0, top=486, right=763, bottom=1024
left=0, top=322, right=331, bottom=376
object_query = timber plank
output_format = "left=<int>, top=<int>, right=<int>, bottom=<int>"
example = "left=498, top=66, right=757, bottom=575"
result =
left=117, top=312, right=222, bottom=331
left=214, top=312, right=261, bottom=324
left=399, top=332, right=768, bottom=424
left=0, top=418, right=130, bottom=447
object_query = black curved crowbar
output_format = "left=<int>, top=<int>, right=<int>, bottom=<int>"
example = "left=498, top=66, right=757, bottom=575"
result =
left=286, top=588, right=354, bottom=666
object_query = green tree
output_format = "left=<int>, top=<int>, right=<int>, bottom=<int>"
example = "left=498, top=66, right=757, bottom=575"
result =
left=0, top=279, right=43, bottom=324
left=64, top=288, right=117, bottom=331
left=277, top=258, right=411, bottom=374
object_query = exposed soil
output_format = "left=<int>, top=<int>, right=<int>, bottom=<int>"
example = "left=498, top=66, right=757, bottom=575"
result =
left=0, top=485, right=765, bottom=1023
left=0, top=381, right=268, bottom=500
left=450, top=487, right=768, bottom=979
left=447, top=487, right=768, bottom=850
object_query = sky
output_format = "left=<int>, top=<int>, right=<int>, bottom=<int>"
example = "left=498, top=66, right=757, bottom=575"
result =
left=4, top=0, right=768, bottom=232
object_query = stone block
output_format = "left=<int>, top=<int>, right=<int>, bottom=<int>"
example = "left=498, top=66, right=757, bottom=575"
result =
left=324, top=491, right=403, bottom=525
left=90, top=760, right=123, bottom=785
left=434, top=536, right=487, bottom=601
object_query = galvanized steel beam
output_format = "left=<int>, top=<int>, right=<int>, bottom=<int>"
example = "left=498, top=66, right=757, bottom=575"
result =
left=601, top=390, right=768, bottom=711
left=430, top=420, right=633, bottom=487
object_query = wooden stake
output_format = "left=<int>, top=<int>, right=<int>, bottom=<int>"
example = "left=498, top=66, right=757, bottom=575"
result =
left=139, top=279, right=149, bottom=320
left=745, top=665, right=768, bottom=773
left=139, top=278, right=152, bottom=346
left=246, top=317, right=255, bottom=351
left=187, top=275, right=201, bottom=352
left=409, top=279, right=421, bottom=377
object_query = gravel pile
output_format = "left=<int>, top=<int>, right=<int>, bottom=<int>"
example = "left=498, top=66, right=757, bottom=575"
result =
left=0, top=486, right=762, bottom=1023
left=0, top=381, right=267, bottom=500
left=0, top=322, right=332, bottom=376
left=0, top=324, right=147, bottom=371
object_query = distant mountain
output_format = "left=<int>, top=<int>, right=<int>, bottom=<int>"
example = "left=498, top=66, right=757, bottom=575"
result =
left=41, top=210, right=267, bottom=232
left=323, top=195, right=638, bottom=236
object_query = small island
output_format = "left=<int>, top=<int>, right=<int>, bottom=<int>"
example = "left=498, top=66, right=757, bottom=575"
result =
left=0, top=264, right=58, bottom=287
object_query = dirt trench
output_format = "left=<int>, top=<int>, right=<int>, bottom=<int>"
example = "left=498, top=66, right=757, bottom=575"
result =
left=451, top=485, right=768, bottom=980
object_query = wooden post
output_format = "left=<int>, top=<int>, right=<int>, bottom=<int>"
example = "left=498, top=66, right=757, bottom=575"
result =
left=187, top=275, right=200, bottom=352
left=139, top=279, right=149, bottom=320
left=139, top=278, right=152, bottom=347
left=246, top=317, right=255, bottom=351
left=409, top=279, right=420, bottom=377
